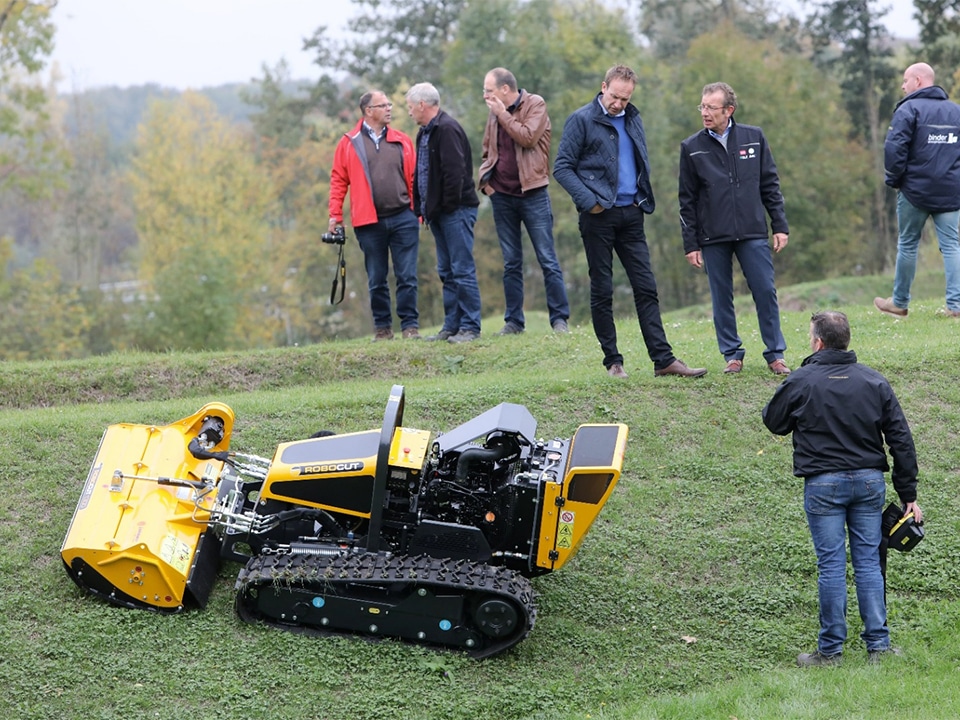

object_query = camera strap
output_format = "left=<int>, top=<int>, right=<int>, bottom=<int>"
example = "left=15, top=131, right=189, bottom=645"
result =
left=329, top=242, right=346, bottom=305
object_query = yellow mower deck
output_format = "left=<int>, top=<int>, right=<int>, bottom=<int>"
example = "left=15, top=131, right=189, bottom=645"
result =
left=60, top=403, right=235, bottom=612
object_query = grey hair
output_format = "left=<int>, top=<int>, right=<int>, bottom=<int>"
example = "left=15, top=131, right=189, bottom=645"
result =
left=405, top=82, right=440, bottom=106
left=702, top=82, right=737, bottom=110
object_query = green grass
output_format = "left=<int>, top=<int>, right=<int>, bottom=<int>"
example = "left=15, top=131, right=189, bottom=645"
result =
left=3, top=272, right=958, bottom=720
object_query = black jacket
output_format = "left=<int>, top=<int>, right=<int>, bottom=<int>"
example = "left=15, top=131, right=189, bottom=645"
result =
left=678, top=119, right=788, bottom=254
left=884, top=85, right=960, bottom=213
left=413, top=110, right=479, bottom=222
left=762, top=348, right=918, bottom=503
left=554, top=94, right=656, bottom=215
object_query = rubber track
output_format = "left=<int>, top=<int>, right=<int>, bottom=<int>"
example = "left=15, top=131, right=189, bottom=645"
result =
left=235, top=550, right=537, bottom=658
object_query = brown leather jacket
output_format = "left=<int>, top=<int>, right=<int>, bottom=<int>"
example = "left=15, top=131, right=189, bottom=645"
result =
left=478, top=90, right=551, bottom=195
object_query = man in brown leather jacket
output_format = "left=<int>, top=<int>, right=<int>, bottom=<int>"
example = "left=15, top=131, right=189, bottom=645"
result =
left=478, top=67, right=570, bottom=336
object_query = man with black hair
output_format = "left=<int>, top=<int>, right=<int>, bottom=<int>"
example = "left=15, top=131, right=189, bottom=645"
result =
left=763, top=311, right=922, bottom=667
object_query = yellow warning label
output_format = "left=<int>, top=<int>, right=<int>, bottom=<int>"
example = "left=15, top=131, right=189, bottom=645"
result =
left=557, top=511, right=575, bottom=549
left=160, top=535, right=192, bottom=575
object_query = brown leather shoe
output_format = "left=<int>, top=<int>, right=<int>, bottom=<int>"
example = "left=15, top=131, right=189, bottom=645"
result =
left=768, top=358, right=791, bottom=375
left=654, top=360, right=707, bottom=378
left=723, top=359, right=743, bottom=374
left=874, top=297, right=907, bottom=317
left=607, top=363, right=628, bottom=378
left=372, top=327, right=394, bottom=341
left=401, top=327, right=421, bottom=339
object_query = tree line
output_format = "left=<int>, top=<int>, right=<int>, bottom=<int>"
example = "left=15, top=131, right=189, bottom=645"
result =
left=0, top=0, right=954, bottom=359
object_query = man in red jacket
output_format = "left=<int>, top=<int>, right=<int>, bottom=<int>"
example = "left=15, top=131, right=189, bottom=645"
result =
left=329, top=90, right=421, bottom=341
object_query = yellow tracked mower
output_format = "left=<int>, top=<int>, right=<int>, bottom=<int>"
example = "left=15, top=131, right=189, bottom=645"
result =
left=61, top=385, right=628, bottom=658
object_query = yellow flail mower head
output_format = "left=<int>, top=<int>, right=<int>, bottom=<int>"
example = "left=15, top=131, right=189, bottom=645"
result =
left=60, top=403, right=237, bottom=613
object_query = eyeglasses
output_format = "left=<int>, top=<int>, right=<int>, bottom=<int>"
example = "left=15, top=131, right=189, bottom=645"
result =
left=369, top=103, right=393, bottom=110
left=697, top=104, right=726, bottom=112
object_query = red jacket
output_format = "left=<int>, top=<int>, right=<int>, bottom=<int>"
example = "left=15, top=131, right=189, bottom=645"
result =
left=328, top=119, right=416, bottom=228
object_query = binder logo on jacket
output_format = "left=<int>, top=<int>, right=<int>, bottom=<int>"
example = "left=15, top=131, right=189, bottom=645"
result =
left=738, top=147, right=757, bottom=159
left=927, top=132, right=958, bottom=144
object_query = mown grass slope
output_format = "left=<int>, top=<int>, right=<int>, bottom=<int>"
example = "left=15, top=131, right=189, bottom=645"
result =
left=2, top=272, right=958, bottom=720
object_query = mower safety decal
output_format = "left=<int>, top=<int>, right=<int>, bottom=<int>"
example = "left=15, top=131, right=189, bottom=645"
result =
left=78, top=462, right=103, bottom=511
left=557, top=510, right=575, bottom=549
left=160, top=534, right=192, bottom=575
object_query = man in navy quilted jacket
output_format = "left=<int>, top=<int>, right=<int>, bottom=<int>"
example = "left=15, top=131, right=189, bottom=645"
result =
left=875, top=63, right=960, bottom=319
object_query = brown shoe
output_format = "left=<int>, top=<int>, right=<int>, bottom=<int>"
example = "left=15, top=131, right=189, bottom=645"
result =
left=607, top=363, right=628, bottom=378
left=372, top=327, right=394, bottom=341
left=937, top=308, right=960, bottom=318
left=401, top=327, right=421, bottom=339
left=768, top=358, right=791, bottom=375
left=723, top=359, right=743, bottom=374
left=874, top=297, right=907, bottom=317
left=655, top=360, right=707, bottom=378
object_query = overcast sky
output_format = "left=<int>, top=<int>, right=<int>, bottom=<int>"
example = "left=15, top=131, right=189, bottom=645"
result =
left=50, top=0, right=346, bottom=91
left=50, top=0, right=921, bottom=92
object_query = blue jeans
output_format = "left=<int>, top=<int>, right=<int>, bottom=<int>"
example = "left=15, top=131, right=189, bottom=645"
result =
left=489, top=189, right=570, bottom=328
left=429, top=206, right=481, bottom=334
left=702, top=238, right=786, bottom=364
left=804, top=469, right=889, bottom=656
left=578, top=206, right=674, bottom=370
left=354, top=208, right=420, bottom=330
left=893, top=193, right=960, bottom=311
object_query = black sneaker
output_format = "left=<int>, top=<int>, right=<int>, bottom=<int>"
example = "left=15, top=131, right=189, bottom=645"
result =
left=797, top=650, right=842, bottom=667
left=448, top=330, right=480, bottom=344
left=867, top=647, right=902, bottom=664
left=497, top=322, right=523, bottom=335
left=425, top=329, right=455, bottom=342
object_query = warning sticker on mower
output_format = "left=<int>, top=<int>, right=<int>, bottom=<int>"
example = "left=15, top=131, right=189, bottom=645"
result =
left=557, top=511, right=575, bottom=549
left=160, top=535, right=192, bottom=575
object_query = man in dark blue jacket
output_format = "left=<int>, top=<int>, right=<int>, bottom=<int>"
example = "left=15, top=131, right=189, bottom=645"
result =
left=679, top=82, right=790, bottom=376
left=554, top=64, right=706, bottom=380
left=763, top=311, right=922, bottom=667
left=875, top=62, right=960, bottom=318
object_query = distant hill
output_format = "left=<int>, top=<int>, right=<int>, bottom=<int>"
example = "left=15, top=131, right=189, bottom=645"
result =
left=58, top=79, right=317, bottom=150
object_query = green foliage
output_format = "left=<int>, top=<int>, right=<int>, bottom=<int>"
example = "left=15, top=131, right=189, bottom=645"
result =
left=0, top=0, right=63, bottom=196
left=639, top=0, right=803, bottom=59
left=914, top=0, right=960, bottom=93
left=0, top=236, right=89, bottom=360
left=1, top=280, right=959, bottom=719
left=310, top=0, right=469, bottom=95
left=129, top=92, right=274, bottom=350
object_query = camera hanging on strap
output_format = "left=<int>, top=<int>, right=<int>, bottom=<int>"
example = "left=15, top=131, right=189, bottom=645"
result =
left=321, top=226, right=347, bottom=305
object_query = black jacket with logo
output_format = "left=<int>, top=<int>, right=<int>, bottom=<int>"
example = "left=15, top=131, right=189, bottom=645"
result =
left=678, top=119, right=788, bottom=255
left=885, top=85, right=960, bottom=213
left=762, top=348, right=918, bottom=503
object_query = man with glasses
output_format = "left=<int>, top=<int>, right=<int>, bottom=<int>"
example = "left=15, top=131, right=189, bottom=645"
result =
left=478, top=67, right=570, bottom=336
left=679, top=82, right=791, bottom=376
left=554, top=64, right=706, bottom=379
left=329, top=90, right=421, bottom=341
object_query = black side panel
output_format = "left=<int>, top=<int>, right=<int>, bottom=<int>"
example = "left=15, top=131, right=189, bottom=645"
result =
left=270, top=475, right=376, bottom=514
left=408, top=520, right=492, bottom=562
left=568, top=425, right=619, bottom=467
left=185, top=530, right=221, bottom=608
